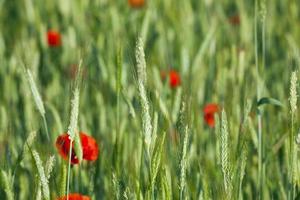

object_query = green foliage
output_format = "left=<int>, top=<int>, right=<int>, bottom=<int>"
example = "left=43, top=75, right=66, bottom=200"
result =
left=0, top=0, right=299, bottom=199
left=257, top=97, right=283, bottom=108
left=0, top=170, right=14, bottom=200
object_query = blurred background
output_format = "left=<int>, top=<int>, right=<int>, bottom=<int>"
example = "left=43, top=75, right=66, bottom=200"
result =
left=0, top=0, right=300, bottom=199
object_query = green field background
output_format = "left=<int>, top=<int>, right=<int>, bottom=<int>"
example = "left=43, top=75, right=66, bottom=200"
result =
left=0, top=0, right=299, bottom=199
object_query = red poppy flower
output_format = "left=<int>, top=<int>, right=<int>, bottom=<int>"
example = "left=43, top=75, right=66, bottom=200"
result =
left=47, top=30, right=61, bottom=47
left=229, top=14, right=240, bottom=26
left=169, top=70, right=181, bottom=88
left=128, top=0, right=145, bottom=8
left=55, top=132, right=99, bottom=164
left=80, top=133, right=99, bottom=161
left=57, top=193, right=91, bottom=200
left=203, top=103, right=220, bottom=127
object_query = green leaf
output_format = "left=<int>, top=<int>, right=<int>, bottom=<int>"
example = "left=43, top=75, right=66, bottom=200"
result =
left=257, top=97, right=283, bottom=107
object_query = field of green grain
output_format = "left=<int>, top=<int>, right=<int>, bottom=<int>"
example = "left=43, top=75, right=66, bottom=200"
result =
left=0, top=0, right=300, bottom=199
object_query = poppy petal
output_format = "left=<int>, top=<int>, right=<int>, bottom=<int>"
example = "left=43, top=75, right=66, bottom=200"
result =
left=169, top=70, right=181, bottom=88
left=55, top=132, right=99, bottom=164
left=80, top=132, right=99, bottom=161
left=55, top=134, right=79, bottom=164
left=203, top=103, right=220, bottom=127
left=128, top=0, right=145, bottom=8
left=57, top=193, right=91, bottom=200
left=47, top=30, right=61, bottom=47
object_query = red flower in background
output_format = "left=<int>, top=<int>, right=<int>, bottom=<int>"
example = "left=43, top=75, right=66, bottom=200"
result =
left=56, top=133, right=79, bottom=164
left=55, top=132, right=99, bottom=164
left=203, top=103, right=220, bottom=127
left=47, top=30, right=61, bottom=47
left=229, top=14, right=240, bottom=26
left=57, top=193, right=91, bottom=200
left=128, top=0, right=145, bottom=8
left=80, top=133, right=99, bottom=161
left=169, top=70, right=181, bottom=88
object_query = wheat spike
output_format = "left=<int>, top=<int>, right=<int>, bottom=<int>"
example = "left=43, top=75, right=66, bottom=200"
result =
left=0, top=170, right=14, bottom=200
left=135, top=37, right=152, bottom=154
left=179, top=126, right=189, bottom=199
left=290, top=71, right=298, bottom=114
left=221, top=109, right=232, bottom=199
left=23, top=131, right=37, bottom=154
left=32, top=150, right=50, bottom=200
left=26, top=69, right=45, bottom=116
left=45, top=155, right=55, bottom=179
left=67, top=87, right=80, bottom=140
left=136, top=37, right=147, bottom=85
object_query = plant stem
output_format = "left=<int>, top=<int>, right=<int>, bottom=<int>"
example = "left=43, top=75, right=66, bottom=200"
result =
left=60, top=162, right=67, bottom=196
left=42, top=115, right=50, bottom=141
left=66, top=139, right=73, bottom=200
left=255, top=0, right=263, bottom=199
left=290, top=113, right=295, bottom=200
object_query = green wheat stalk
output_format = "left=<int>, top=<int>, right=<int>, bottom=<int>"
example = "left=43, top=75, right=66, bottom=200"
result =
left=136, top=37, right=152, bottom=157
left=238, top=148, right=248, bottom=200
left=36, top=155, right=55, bottom=200
left=179, top=126, right=189, bottom=200
left=31, top=150, right=50, bottom=200
left=255, top=0, right=266, bottom=198
left=289, top=71, right=297, bottom=199
left=59, top=163, right=67, bottom=197
left=112, top=173, right=120, bottom=200
left=221, top=109, right=232, bottom=199
left=25, top=68, right=49, bottom=141
left=149, top=131, right=166, bottom=199
left=66, top=60, right=83, bottom=199
left=0, top=170, right=14, bottom=200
